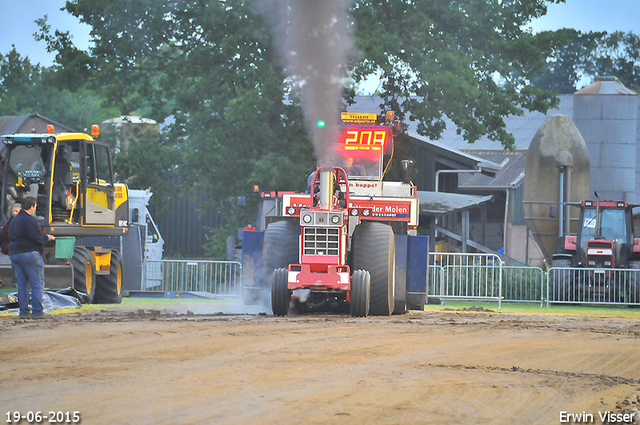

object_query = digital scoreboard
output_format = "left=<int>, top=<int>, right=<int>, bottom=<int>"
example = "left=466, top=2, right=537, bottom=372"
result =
left=341, top=127, right=388, bottom=151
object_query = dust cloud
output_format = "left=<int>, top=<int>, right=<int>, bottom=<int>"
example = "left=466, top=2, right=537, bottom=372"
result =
left=255, top=0, right=356, bottom=166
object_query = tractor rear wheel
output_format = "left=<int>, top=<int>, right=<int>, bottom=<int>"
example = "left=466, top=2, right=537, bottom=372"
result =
left=271, top=268, right=291, bottom=316
left=352, top=222, right=395, bottom=315
left=93, top=250, right=124, bottom=304
left=70, top=247, right=96, bottom=303
left=350, top=270, right=370, bottom=317
left=261, top=220, right=299, bottom=303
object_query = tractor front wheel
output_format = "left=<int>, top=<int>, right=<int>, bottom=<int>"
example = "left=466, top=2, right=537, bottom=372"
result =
left=350, top=270, right=370, bottom=317
left=271, top=268, right=291, bottom=316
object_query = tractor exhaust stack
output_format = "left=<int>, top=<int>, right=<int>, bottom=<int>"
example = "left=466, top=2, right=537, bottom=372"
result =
left=318, top=168, right=334, bottom=210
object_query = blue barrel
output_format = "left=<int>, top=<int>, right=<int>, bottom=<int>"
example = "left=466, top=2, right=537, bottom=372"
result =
left=406, top=235, right=429, bottom=310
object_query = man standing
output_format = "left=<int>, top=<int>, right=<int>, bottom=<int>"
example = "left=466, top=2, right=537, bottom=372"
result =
left=0, top=203, right=21, bottom=255
left=1, top=203, right=22, bottom=288
left=9, top=197, right=54, bottom=319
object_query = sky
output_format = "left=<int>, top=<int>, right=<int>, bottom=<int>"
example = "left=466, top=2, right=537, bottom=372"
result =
left=0, top=0, right=91, bottom=66
left=1, top=0, right=640, bottom=67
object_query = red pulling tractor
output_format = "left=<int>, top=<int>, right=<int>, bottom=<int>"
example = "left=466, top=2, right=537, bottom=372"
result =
left=243, top=112, right=429, bottom=316
left=551, top=196, right=640, bottom=303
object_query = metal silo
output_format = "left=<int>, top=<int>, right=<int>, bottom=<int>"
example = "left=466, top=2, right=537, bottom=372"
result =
left=573, top=76, right=638, bottom=202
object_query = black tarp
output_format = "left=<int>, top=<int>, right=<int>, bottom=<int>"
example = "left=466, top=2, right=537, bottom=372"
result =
left=0, top=288, right=87, bottom=312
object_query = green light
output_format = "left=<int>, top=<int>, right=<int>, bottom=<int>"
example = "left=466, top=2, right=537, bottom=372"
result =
left=317, top=120, right=326, bottom=128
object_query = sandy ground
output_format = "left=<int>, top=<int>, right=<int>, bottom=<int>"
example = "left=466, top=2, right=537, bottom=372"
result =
left=2, top=305, right=640, bottom=425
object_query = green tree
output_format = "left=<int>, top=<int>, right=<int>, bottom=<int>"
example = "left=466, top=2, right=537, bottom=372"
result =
left=0, top=46, right=118, bottom=129
left=0, top=47, right=45, bottom=116
left=35, top=0, right=573, bottom=205
left=348, top=0, right=564, bottom=149
left=531, top=29, right=605, bottom=94
left=586, top=31, right=640, bottom=92
left=38, top=0, right=316, bottom=202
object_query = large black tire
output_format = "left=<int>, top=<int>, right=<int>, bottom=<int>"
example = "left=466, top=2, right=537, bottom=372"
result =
left=261, top=220, right=299, bottom=294
left=352, top=222, right=395, bottom=315
left=350, top=270, right=370, bottom=317
left=93, top=250, right=124, bottom=304
left=70, top=247, right=96, bottom=303
left=550, top=258, right=573, bottom=302
left=271, top=268, right=291, bottom=316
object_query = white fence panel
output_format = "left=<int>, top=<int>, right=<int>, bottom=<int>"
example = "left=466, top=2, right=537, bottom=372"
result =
left=142, top=260, right=242, bottom=295
left=502, top=266, right=546, bottom=304
left=547, top=267, right=640, bottom=307
left=428, top=253, right=503, bottom=309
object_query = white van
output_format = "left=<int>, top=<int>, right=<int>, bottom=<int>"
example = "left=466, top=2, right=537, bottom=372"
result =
left=125, top=189, right=164, bottom=289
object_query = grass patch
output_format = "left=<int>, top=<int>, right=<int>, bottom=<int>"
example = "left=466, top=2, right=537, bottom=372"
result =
left=425, top=300, right=640, bottom=319
left=0, top=295, right=236, bottom=317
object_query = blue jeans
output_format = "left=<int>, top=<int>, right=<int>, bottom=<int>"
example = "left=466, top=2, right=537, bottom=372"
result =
left=9, top=251, right=45, bottom=316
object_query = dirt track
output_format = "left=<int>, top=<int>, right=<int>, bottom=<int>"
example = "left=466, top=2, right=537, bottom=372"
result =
left=2, top=308, right=640, bottom=425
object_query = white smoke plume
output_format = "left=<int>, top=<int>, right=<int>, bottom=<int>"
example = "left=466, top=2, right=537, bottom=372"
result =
left=255, top=0, right=356, bottom=166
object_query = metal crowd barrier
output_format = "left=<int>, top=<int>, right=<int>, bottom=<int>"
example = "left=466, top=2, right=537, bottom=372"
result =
left=428, top=253, right=504, bottom=310
left=502, top=266, right=546, bottom=304
left=142, top=259, right=242, bottom=295
left=547, top=267, right=640, bottom=307
left=140, top=258, right=640, bottom=308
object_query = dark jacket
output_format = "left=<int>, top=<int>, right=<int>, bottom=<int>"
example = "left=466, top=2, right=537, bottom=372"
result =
left=8, top=210, right=48, bottom=255
left=0, top=216, right=13, bottom=255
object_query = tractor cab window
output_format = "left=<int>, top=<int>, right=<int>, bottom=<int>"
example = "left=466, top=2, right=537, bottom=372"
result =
left=582, top=208, right=628, bottom=242
left=86, top=144, right=113, bottom=186
left=5, top=143, right=53, bottom=218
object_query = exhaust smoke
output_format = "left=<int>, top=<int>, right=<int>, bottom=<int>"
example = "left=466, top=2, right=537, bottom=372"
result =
left=256, top=0, right=355, bottom=166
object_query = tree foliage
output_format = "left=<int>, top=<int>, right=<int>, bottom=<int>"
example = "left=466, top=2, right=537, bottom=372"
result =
left=587, top=31, right=640, bottom=93
left=0, top=46, right=118, bottom=129
left=531, top=30, right=640, bottom=94
left=348, top=0, right=563, bottom=149
left=39, top=0, right=316, bottom=205
left=6, top=0, right=640, bottom=255
left=33, top=0, right=568, bottom=158
left=531, top=29, right=605, bottom=94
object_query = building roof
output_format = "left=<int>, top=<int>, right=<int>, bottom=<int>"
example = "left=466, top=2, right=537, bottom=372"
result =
left=458, top=149, right=527, bottom=189
left=103, top=115, right=158, bottom=125
left=349, top=94, right=574, bottom=150
left=575, top=76, right=637, bottom=95
left=417, top=191, right=493, bottom=216
left=0, top=115, right=29, bottom=135
left=0, top=113, right=74, bottom=136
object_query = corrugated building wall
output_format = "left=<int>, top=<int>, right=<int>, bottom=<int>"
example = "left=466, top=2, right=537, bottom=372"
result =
left=573, top=76, right=638, bottom=202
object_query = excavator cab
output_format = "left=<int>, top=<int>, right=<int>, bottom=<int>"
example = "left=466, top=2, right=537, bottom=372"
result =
left=1, top=133, right=126, bottom=233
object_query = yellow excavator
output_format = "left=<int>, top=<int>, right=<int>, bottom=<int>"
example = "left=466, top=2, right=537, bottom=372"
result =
left=0, top=125, right=128, bottom=303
